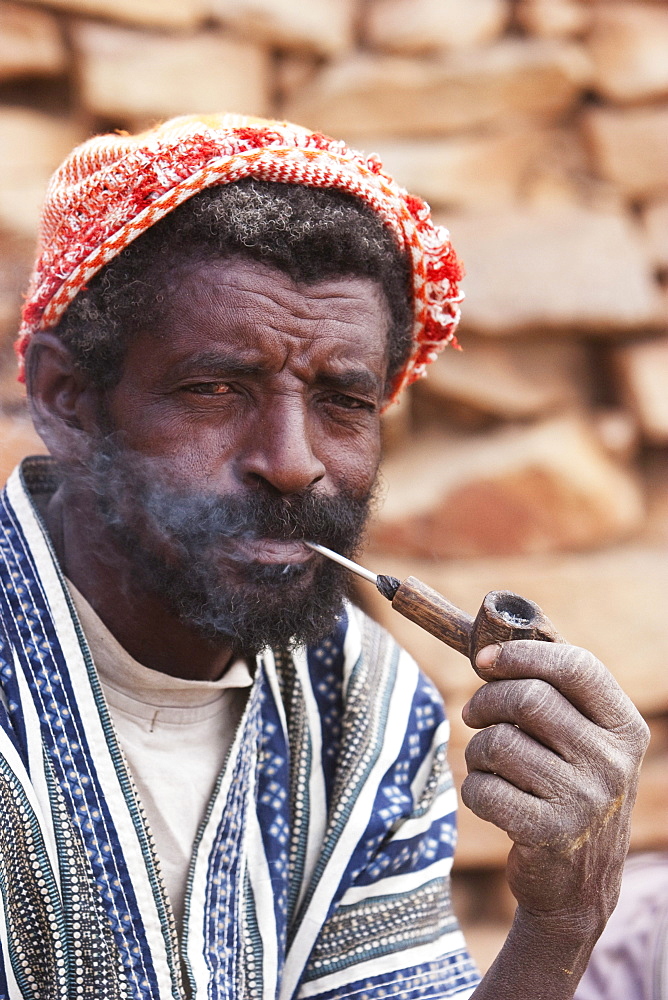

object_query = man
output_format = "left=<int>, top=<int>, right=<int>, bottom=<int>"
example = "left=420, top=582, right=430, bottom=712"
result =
left=1, top=113, right=647, bottom=1000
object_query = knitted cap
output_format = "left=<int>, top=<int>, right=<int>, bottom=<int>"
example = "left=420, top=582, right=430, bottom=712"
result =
left=17, top=112, right=464, bottom=402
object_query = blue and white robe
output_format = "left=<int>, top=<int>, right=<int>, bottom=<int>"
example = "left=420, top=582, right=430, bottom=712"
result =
left=0, top=458, right=480, bottom=1000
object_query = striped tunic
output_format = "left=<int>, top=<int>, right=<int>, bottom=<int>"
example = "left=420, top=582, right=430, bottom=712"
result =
left=0, top=458, right=480, bottom=1000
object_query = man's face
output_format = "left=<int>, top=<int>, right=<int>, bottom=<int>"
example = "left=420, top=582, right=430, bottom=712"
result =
left=82, top=257, right=390, bottom=651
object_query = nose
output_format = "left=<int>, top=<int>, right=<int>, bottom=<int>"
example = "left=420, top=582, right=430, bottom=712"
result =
left=238, top=398, right=327, bottom=496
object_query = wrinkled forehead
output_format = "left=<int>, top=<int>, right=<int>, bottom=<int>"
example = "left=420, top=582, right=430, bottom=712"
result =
left=117, top=256, right=392, bottom=393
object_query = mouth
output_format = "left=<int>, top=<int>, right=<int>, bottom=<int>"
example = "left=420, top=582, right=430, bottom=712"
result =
left=226, top=537, right=314, bottom=566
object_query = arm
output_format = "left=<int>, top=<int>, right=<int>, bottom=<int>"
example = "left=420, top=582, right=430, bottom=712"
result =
left=463, top=640, right=650, bottom=1000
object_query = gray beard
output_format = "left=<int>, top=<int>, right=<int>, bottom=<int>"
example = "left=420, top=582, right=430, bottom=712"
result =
left=79, top=438, right=376, bottom=653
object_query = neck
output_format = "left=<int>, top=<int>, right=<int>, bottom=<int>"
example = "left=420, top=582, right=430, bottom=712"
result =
left=43, top=485, right=238, bottom=682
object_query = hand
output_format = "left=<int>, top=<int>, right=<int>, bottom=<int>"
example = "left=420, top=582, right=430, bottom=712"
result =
left=461, top=640, right=649, bottom=937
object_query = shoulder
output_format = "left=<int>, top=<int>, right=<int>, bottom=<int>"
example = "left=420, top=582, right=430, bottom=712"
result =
left=316, top=603, right=449, bottom=742
left=305, top=601, right=444, bottom=697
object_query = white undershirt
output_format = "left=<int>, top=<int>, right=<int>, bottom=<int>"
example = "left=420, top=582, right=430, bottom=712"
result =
left=66, top=579, right=253, bottom=936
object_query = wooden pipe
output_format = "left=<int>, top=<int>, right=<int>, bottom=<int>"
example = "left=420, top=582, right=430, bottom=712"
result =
left=305, top=543, right=565, bottom=668
left=388, top=575, right=565, bottom=668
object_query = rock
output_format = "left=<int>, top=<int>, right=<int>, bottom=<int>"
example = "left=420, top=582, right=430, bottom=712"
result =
left=457, top=921, right=512, bottom=973
left=283, top=39, right=591, bottom=138
left=368, top=128, right=583, bottom=210
left=583, top=105, right=668, bottom=201
left=0, top=415, right=47, bottom=487
left=381, top=389, right=412, bottom=453
left=451, top=868, right=517, bottom=972
left=275, top=54, right=320, bottom=103
left=641, top=451, right=668, bottom=546
left=452, top=872, right=515, bottom=969
left=588, top=2, right=668, bottom=103
left=0, top=233, right=35, bottom=343
left=364, top=0, right=507, bottom=54
left=516, top=0, right=592, bottom=38
left=0, top=108, right=83, bottom=237
left=451, top=867, right=517, bottom=925
left=414, top=337, right=589, bottom=422
left=629, top=715, right=668, bottom=852
left=0, top=3, right=66, bottom=81
left=216, top=0, right=355, bottom=57
left=0, top=354, right=27, bottom=414
left=591, top=407, right=640, bottom=463
left=369, top=415, right=645, bottom=559
left=445, top=206, right=664, bottom=335
left=0, top=291, right=19, bottom=347
left=34, top=0, right=210, bottom=30
left=643, top=199, right=668, bottom=271
left=74, top=22, right=272, bottom=122
left=612, top=336, right=668, bottom=446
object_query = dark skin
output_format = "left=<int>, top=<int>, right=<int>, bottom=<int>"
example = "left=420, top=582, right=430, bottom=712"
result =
left=29, top=259, right=389, bottom=680
left=27, top=257, right=649, bottom=998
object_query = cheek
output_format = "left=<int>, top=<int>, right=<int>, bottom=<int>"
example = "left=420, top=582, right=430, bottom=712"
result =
left=104, top=390, right=236, bottom=467
left=324, top=427, right=382, bottom=496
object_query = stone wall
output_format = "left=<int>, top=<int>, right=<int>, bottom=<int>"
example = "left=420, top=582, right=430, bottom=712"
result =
left=0, top=0, right=667, bottom=972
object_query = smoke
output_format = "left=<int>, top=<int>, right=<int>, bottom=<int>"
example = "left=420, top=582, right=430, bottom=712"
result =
left=73, top=436, right=377, bottom=653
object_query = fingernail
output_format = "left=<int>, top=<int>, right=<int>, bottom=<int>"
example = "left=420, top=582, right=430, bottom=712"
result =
left=476, top=643, right=502, bottom=673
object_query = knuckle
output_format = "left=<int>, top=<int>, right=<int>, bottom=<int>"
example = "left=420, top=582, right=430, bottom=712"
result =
left=579, top=780, right=611, bottom=819
left=550, top=643, right=602, bottom=688
left=465, top=723, right=517, bottom=773
left=608, top=699, right=650, bottom=761
left=556, top=810, right=590, bottom=850
left=597, top=742, right=639, bottom=798
left=462, top=683, right=489, bottom=721
left=514, top=677, right=556, bottom=720
left=624, top=713, right=651, bottom=757
left=460, top=771, right=506, bottom=824
left=484, top=722, right=519, bottom=762
left=464, top=731, right=486, bottom=772
left=565, top=764, right=624, bottom=836
left=459, top=770, right=486, bottom=813
left=520, top=799, right=556, bottom=844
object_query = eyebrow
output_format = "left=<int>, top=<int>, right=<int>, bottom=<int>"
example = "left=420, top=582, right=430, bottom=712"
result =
left=317, top=370, right=383, bottom=396
left=168, top=352, right=268, bottom=381
left=169, top=352, right=383, bottom=396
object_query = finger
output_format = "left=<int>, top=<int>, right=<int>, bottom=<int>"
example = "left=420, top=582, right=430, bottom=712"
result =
left=464, top=723, right=571, bottom=798
left=461, top=770, right=559, bottom=848
left=462, top=755, right=633, bottom=854
left=475, top=640, right=645, bottom=737
left=462, top=677, right=607, bottom=763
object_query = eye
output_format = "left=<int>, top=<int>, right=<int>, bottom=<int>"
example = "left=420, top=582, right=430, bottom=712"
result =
left=182, top=382, right=231, bottom=396
left=326, top=392, right=376, bottom=413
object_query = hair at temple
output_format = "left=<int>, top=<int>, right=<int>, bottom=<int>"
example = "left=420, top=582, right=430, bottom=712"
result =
left=52, top=179, right=414, bottom=394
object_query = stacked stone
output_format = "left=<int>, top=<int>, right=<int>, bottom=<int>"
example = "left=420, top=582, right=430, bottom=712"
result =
left=0, top=0, right=667, bottom=971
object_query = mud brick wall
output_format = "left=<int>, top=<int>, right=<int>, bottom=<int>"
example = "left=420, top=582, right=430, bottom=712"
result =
left=0, top=0, right=667, bottom=972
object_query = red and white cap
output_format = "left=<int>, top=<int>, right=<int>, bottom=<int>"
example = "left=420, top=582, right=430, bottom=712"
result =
left=16, top=112, right=464, bottom=403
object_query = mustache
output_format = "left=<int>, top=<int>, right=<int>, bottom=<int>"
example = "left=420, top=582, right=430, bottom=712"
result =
left=132, top=488, right=371, bottom=559
left=87, top=444, right=376, bottom=561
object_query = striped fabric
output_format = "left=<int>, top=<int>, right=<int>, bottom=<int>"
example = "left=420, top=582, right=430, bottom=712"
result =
left=0, top=457, right=480, bottom=1000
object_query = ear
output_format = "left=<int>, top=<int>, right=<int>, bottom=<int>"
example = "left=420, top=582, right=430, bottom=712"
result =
left=25, top=332, right=103, bottom=461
